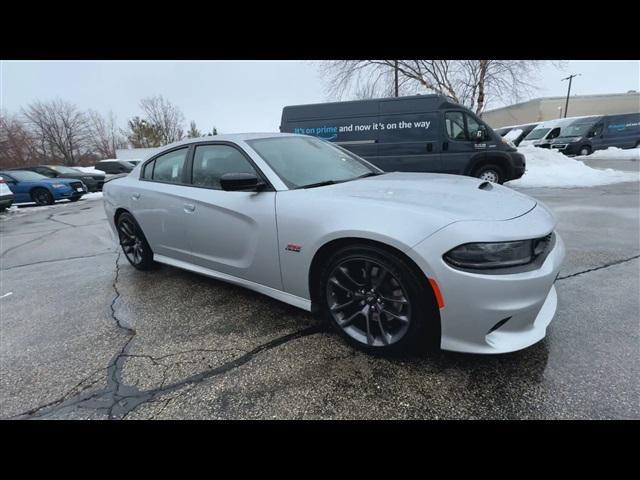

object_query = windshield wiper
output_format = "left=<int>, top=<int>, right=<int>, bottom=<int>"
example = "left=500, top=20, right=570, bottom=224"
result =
left=295, top=180, right=339, bottom=189
left=354, top=172, right=385, bottom=179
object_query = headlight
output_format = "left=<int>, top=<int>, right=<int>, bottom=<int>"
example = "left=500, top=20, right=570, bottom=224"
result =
left=51, top=183, right=67, bottom=189
left=444, top=236, right=552, bottom=270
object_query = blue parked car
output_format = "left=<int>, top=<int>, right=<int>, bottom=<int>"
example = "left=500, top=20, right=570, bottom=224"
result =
left=0, top=170, right=87, bottom=206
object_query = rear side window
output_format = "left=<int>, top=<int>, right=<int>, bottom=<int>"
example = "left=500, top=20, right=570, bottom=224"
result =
left=191, top=144, right=257, bottom=189
left=151, top=148, right=188, bottom=183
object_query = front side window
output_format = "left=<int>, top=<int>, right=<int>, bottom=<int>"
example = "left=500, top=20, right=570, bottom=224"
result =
left=192, top=144, right=257, bottom=189
left=50, top=166, right=81, bottom=175
left=465, top=115, right=487, bottom=141
left=151, top=148, right=188, bottom=183
left=445, top=112, right=467, bottom=140
left=247, top=136, right=377, bottom=189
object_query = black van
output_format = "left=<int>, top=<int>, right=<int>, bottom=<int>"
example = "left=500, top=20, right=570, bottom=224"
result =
left=550, top=112, right=640, bottom=156
left=280, top=95, right=526, bottom=184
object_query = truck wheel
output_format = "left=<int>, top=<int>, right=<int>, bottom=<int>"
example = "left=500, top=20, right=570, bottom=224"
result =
left=579, top=146, right=592, bottom=156
left=473, top=164, right=504, bottom=184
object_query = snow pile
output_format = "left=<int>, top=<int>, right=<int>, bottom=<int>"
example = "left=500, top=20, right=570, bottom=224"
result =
left=576, top=147, right=640, bottom=161
left=507, top=146, right=638, bottom=188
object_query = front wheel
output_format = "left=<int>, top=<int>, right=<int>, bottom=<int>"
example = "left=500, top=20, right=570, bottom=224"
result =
left=579, top=146, right=592, bottom=156
left=473, top=164, right=505, bottom=184
left=318, top=244, right=440, bottom=354
left=31, top=188, right=54, bottom=206
left=116, top=212, right=155, bottom=270
left=69, top=197, right=80, bottom=202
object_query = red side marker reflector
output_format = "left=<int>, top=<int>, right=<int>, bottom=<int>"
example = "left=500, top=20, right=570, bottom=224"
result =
left=428, top=278, right=445, bottom=309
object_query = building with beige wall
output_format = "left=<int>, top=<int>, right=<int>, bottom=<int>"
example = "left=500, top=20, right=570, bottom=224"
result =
left=483, top=91, right=640, bottom=128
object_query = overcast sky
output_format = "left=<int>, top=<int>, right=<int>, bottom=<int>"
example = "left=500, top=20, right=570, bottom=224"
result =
left=1, top=60, right=638, bottom=134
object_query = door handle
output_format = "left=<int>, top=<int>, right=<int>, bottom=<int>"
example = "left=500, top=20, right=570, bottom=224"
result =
left=183, top=203, right=196, bottom=213
left=131, top=192, right=140, bottom=200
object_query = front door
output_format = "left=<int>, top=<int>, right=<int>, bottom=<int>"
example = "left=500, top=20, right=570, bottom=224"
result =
left=441, top=111, right=486, bottom=175
left=181, top=143, right=281, bottom=290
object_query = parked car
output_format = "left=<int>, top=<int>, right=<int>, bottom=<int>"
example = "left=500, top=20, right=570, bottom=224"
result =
left=0, top=177, right=15, bottom=211
left=519, top=116, right=594, bottom=148
left=103, top=133, right=565, bottom=355
left=8, top=165, right=105, bottom=192
left=499, top=122, right=540, bottom=146
left=0, top=170, right=87, bottom=206
left=549, top=112, right=640, bottom=156
left=493, top=127, right=512, bottom=137
left=280, top=94, right=526, bottom=184
left=94, top=159, right=135, bottom=174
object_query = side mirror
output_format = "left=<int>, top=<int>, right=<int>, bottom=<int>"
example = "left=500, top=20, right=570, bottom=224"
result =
left=220, top=173, right=264, bottom=191
left=476, top=129, right=485, bottom=142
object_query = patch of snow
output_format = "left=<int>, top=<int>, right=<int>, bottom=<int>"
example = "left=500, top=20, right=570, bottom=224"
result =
left=507, top=146, right=638, bottom=188
left=82, top=192, right=103, bottom=201
left=74, top=166, right=104, bottom=175
left=575, top=147, right=640, bottom=161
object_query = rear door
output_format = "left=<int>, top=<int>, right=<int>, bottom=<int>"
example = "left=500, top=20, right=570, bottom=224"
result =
left=441, top=111, right=486, bottom=174
left=180, top=142, right=282, bottom=289
left=131, top=146, right=193, bottom=263
left=375, top=111, right=442, bottom=172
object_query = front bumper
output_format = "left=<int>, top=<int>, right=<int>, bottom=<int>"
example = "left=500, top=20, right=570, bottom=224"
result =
left=407, top=203, right=565, bottom=354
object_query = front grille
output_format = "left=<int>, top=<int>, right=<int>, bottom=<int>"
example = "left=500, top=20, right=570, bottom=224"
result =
left=551, top=144, right=567, bottom=150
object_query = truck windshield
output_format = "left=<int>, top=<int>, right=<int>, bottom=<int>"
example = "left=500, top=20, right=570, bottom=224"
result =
left=524, top=128, right=551, bottom=140
left=247, top=136, right=380, bottom=189
left=557, top=123, right=595, bottom=138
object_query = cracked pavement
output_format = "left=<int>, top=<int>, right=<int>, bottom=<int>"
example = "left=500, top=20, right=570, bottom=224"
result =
left=1, top=167, right=638, bottom=419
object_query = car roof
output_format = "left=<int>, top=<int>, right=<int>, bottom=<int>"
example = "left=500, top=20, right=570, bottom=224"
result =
left=140, top=133, right=300, bottom=160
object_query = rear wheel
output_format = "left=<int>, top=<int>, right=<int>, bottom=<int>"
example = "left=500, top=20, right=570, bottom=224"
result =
left=473, top=164, right=505, bottom=184
left=116, top=212, right=155, bottom=270
left=31, top=188, right=54, bottom=206
left=318, top=244, right=440, bottom=354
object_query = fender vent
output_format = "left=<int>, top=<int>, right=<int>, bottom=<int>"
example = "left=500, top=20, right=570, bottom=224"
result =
left=478, top=181, right=493, bottom=190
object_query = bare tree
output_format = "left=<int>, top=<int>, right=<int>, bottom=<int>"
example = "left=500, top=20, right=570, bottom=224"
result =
left=87, top=110, right=127, bottom=159
left=21, top=99, right=90, bottom=165
left=0, top=112, right=39, bottom=168
left=321, top=60, right=557, bottom=115
left=139, top=95, right=185, bottom=145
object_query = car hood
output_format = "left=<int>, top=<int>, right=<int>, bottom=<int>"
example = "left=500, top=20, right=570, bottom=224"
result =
left=313, top=172, right=537, bottom=222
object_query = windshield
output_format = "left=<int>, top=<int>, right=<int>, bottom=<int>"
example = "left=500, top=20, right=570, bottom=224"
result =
left=247, top=136, right=379, bottom=189
left=50, top=166, right=81, bottom=174
left=4, top=171, right=47, bottom=181
left=557, top=123, right=595, bottom=138
left=503, top=129, right=523, bottom=141
left=524, top=128, right=551, bottom=140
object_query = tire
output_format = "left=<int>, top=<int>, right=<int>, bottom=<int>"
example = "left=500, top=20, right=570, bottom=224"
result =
left=116, top=211, right=156, bottom=270
left=0, top=207, right=6, bottom=212
left=69, top=197, right=80, bottom=202
left=317, top=244, right=440, bottom=355
left=31, top=188, right=54, bottom=206
left=579, top=146, right=591, bottom=156
left=473, top=164, right=505, bottom=184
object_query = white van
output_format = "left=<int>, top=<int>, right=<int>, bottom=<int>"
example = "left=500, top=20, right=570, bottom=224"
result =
left=519, top=116, right=594, bottom=148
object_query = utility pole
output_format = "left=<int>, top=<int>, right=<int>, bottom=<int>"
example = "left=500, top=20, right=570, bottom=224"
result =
left=561, top=73, right=581, bottom=118
left=394, top=60, right=399, bottom=97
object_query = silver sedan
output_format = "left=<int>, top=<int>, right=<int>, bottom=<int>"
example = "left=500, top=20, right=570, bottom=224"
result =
left=103, top=133, right=565, bottom=354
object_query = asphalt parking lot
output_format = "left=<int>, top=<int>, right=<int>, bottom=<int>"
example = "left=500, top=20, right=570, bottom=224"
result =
left=1, top=157, right=638, bottom=420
